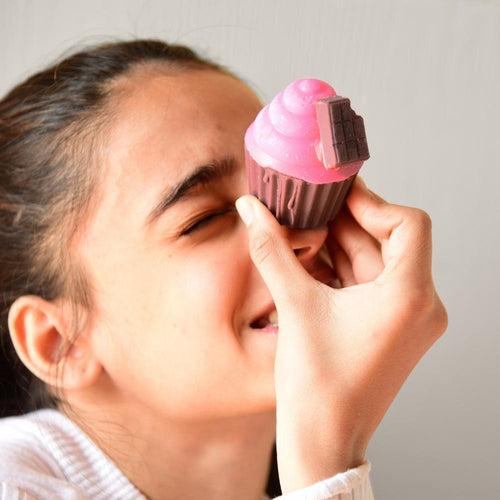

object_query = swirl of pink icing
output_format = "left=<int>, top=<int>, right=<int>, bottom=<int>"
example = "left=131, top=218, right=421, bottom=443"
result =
left=245, top=78, right=363, bottom=184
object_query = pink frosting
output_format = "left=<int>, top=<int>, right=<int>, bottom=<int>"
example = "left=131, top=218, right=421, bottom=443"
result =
left=245, top=78, right=363, bottom=184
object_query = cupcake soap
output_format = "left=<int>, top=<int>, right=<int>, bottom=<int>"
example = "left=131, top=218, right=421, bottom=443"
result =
left=244, top=78, right=369, bottom=228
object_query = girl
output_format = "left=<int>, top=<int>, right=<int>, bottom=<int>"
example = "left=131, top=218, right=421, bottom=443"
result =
left=0, top=39, right=447, bottom=499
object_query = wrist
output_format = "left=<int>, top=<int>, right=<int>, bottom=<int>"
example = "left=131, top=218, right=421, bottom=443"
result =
left=276, top=428, right=367, bottom=493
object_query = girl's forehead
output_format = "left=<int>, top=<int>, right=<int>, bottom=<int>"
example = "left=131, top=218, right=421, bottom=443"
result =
left=113, top=69, right=261, bottom=126
left=103, top=70, right=262, bottom=168
left=90, top=70, right=260, bottom=234
left=105, top=70, right=260, bottom=170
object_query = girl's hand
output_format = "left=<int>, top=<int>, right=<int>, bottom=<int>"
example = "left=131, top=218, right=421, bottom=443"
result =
left=235, top=176, right=448, bottom=494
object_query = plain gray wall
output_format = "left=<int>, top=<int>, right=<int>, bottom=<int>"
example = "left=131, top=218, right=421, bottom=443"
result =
left=1, top=0, right=499, bottom=498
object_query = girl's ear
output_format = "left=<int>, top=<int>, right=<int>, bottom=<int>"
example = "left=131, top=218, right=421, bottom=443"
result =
left=7, top=295, right=102, bottom=391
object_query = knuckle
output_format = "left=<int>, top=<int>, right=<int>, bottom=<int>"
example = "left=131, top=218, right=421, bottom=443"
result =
left=346, top=239, right=364, bottom=261
left=431, top=301, right=449, bottom=336
left=250, top=229, right=275, bottom=265
left=412, top=208, right=433, bottom=231
left=403, top=287, right=449, bottom=336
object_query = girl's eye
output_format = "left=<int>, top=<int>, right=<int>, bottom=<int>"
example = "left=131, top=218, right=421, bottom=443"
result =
left=181, top=208, right=234, bottom=235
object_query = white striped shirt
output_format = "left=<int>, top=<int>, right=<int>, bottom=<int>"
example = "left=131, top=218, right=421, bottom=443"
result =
left=0, top=409, right=374, bottom=499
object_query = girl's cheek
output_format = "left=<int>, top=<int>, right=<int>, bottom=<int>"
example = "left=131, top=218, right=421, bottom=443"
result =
left=184, top=249, right=244, bottom=306
left=186, top=258, right=234, bottom=297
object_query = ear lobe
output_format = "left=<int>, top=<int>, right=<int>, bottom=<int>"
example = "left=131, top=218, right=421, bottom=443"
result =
left=7, top=295, right=102, bottom=391
left=58, top=337, right=103, bottom=391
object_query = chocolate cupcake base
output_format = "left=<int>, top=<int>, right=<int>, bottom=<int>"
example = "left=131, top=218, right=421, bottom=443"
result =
left=245, top=149, right=357, bottom=229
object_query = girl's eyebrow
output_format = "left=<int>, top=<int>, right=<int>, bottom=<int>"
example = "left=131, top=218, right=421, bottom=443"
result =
left=145, top=155, right=239, bottom=228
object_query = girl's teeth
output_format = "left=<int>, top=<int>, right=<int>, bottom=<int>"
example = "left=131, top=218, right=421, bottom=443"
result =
left=268, top=309, right=278, bottom=325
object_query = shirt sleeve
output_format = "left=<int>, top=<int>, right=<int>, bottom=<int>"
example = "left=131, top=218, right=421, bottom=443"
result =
left=0, top=478, right=88, bottom=500
left=269, top=460, right=374, bottom=500
left=1, top=482, right=39, bottom=500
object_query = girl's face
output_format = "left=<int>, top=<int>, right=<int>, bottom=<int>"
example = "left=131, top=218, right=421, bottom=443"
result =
left=76, top=68, right=330, bottom=421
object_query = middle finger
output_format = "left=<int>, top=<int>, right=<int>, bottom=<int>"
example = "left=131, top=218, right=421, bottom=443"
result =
left=327, top=205, right=384, bottom=283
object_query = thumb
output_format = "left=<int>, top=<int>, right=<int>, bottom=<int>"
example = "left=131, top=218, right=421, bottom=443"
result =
left=235, top=194, right=316, bottom=306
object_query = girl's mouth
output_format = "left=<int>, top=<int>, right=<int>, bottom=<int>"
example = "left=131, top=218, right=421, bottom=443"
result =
left=250, top=309, right=279, bottom=334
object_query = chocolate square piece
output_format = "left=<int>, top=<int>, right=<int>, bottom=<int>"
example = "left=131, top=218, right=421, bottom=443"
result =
left=315, top=96, right=369, bottom=168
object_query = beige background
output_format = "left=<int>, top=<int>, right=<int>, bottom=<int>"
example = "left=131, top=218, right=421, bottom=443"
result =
left=1, top=0, right=499, bottom=498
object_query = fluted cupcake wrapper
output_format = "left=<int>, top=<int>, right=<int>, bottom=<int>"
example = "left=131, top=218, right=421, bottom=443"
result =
left=245, top=149, right=357, bottom=229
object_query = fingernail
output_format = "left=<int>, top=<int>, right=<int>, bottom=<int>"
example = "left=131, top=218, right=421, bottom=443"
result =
left=235, top=197, right=254, bottom=227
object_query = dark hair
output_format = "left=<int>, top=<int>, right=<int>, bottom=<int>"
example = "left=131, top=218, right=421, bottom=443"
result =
left=0, top=38, right=231, bottom=416
left=0, top=38, right=281, bottom=496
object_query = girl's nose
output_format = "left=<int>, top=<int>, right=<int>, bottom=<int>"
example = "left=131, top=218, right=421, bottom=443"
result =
left=282, top=225, right=328, bottom=266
